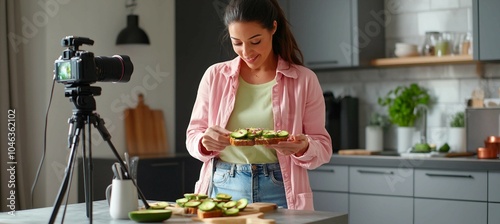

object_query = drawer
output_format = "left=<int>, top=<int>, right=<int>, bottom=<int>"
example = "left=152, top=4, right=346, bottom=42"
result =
left=414, top=169, right=487, bottom=201
left=489, top=172, right=500, bottom=202
left=350, top=194, right=413, bottom=224
left=349, top=166, right=413, bottom=196
left=308, top=165, right=348, bottom=192
left=312, top=192, right=348, bottom=213
left=489, top=203, right=500, bottom=223
left=415, top=198, right=487, bottom=224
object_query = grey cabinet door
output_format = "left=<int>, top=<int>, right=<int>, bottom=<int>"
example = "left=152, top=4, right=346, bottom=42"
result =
left=489, top=172, right=500, bottom=202
left=473, top=0, right=500, bottom=60
left=313, top=192, right=348, bottom=213
left=288, top=0, right=352, bottom=69
left=415, top=198, right=487, bottom=224
left=309, top=165, right=348, bottom=192
left=489, top=203, right=500, bottom=224
left=349, top=194, right=413, bottom=224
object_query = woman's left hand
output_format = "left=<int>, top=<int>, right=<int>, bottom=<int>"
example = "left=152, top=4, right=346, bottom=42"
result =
left=269, top=134, right=309, bottom=156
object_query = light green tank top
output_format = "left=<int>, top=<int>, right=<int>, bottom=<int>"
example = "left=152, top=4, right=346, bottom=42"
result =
left=220, top=76, right=278, bottom=164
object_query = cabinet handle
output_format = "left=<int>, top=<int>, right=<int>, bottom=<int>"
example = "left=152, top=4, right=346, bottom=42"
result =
left=357, top=170, right=394, bottom=175
left=307, top=60, right=338, bottom=66
left=312, top=169, right=335, bottom=173
left=150, top=162, right=180, bottom=167
left=425, top=173, right=473, bottom=178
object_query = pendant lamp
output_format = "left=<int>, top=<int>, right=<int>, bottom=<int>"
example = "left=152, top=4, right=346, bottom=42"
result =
left=116, top=0, right=150, bottom=45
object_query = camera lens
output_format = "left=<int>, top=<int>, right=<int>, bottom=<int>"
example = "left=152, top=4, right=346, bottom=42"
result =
left=94, top=55, right=133, bottom=82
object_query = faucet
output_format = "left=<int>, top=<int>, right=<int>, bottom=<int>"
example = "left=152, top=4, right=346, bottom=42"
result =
left=415, top=105, right=428, bottom=144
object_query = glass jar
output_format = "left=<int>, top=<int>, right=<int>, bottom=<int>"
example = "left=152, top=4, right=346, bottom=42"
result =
left=435, top=32, right=451, bottom=56
left=422, top=31, right=441, bottom=56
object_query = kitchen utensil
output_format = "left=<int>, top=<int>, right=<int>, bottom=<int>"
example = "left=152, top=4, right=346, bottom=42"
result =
left=105, top=179, right=139, bottom=219
left=124, top=94, right=168, bottom=156
left=193, top=203, right=277, bottom=223
left=477, top=147, right=498, bottom=159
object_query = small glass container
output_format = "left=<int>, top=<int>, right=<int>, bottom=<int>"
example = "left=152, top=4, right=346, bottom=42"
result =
left=435, top=32, right=451, bottom=56
left=422, top=31, right=441, bottom=56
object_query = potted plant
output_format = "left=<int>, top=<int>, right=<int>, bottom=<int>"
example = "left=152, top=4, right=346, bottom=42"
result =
left=365, top=112, right=390, bottom=151
left=448, top=111, right=466, bottom=152
left=378, top=83, right=431, bottom=152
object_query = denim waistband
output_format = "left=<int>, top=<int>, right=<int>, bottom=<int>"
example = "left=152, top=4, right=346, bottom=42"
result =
left=214, top=159, right=281, bottom=172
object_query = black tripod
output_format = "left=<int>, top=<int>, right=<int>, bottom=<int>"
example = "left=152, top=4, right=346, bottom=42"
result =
left=48, top=85, right=150, bottom=224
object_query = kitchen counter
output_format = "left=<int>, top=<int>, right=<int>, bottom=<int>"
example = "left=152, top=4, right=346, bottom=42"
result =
left=330, top=153, right=500, bottom=171
left=1, top=200, right=348, bottom=224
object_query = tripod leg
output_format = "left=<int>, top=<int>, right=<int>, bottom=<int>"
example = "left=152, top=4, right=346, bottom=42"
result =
left=49, top=124, right=83, bottom=224
left=91, top=113, right=150, bottom=209
left=86, top=117, right=93, bottom=222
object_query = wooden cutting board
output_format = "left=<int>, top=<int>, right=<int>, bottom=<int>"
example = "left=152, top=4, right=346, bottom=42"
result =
left=193, top=203, right=277, bottom=224
left=338, top=149, right=381, bottom=155
left=124, top=94, right=168, bottom=156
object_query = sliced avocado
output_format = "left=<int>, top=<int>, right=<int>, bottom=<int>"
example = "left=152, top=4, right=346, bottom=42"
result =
left=175, top=198, right=189, bottom=207
left=184, top=193, right=197, bottom=200
left=230, top=129, right=248, bottom=139
left=223, top=201, right=237, bottom=208
left=277, top=130, right=289, bottom=137
left=236, top=198, right=248, bottom=210
left=196, top=193, right=208, bottom=200
left=262, top=130, right=277, bottom=138
left=198, top=201, right=216, bottom=211
left=224, top=207, right=239, bottom=216
left=215, top=193, right=232, bottom=200
left=184, top=201, right=201, bottom=207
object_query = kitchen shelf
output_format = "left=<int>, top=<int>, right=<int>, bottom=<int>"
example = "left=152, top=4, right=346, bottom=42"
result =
left=371, top=55, right=474, bottom=67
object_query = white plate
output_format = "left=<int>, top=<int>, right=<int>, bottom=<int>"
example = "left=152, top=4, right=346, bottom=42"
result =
left=400, top=152, right=447, bottom=158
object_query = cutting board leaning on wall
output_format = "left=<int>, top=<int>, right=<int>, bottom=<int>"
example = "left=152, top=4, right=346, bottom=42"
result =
left=124, top=94, right=168, bottom=156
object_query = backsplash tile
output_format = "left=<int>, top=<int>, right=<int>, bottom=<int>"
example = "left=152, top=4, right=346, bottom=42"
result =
left=417, top=9, right=469, bottom=34
left=430, top=0, right=460, bottom=10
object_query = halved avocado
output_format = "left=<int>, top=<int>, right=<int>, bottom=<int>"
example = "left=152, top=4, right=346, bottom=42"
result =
left=224, top=207, right=239, bottom=216
left=223, top=201, right=237, bottom=208
left=215, top=193, right=232, bottom=201
left=184, top=201, right=202, bottom=207
left=236, top=198, right=248, bottom=210
left=149, top=201, right=169, bottom=209
left=198, top=201, right=217, bottom=211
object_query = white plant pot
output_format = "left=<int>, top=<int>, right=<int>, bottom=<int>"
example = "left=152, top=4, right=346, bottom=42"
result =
left=448, top=127, right=466, bottom=153
left=397, top=127, right=415, bottom=153
left=365, top=126, right=383, bottom=151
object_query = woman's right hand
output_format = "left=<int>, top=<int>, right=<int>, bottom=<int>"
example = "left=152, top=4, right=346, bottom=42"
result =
left=201, top=125, right=231, bottom=152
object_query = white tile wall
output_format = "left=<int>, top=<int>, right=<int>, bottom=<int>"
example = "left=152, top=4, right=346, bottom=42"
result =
left=317, top=0, right=500, bottom=150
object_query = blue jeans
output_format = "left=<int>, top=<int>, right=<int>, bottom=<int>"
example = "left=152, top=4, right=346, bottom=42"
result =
left=210, top=159, right=288, bottom=208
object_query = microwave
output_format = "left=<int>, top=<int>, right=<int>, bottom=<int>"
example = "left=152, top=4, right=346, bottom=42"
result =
left=466, top=108, right=500, bottom=152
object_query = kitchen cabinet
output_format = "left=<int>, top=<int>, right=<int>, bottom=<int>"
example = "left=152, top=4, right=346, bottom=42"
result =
left=287, top=0, right=385, bottom=69
left=310, top=159, right=500, bottom=224
left=350, top=194, right=413, bottom=224
left=473, top=0, right=500, bottom=61
left=77, top=155, right=202, bottom=203
left=308, top=165, right=348, bottom=213
left=414, top=169, right=488, bottom=201
left=414, top=198, right=487, bottom=224
left=488, top=172, right=500, bottom=202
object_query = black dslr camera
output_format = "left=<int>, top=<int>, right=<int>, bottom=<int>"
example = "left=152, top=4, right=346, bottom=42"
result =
left=54, top=36, right=133, bottom=86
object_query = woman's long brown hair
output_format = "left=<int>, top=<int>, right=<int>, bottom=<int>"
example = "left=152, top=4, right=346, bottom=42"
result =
left=223, top=0, right=304, bottom=66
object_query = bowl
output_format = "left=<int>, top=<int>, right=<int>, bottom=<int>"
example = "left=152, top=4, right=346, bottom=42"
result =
left=394, top=43, right=419, bottom=57
left=128, top=209, right=172, bottom=222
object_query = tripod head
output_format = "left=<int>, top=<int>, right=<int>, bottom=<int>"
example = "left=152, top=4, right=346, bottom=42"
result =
left=64, top=84, right=102, bottom=114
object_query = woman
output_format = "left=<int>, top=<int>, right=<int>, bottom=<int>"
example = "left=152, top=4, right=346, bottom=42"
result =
left=186, top=0, right=332, bottom=210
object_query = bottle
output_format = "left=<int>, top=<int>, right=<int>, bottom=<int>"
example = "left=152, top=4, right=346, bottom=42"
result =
left=435, top=32, right=451, bottom=56
left=422, top=31, right=441, bottom=56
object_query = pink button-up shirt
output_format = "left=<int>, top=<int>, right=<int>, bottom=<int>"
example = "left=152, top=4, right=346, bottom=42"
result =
left=186, top=56, right=332, bottom=210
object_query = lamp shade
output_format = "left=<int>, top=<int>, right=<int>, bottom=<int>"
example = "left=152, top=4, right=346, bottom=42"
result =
left=116, top=15, right=150, bottom=45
